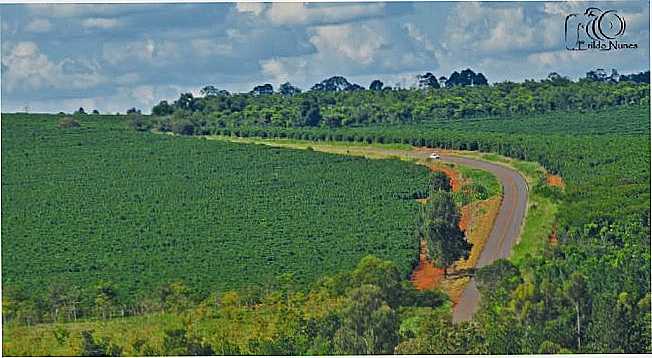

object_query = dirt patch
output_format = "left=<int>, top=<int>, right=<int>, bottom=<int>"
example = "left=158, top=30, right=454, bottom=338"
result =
left=429, top=164, right=462, bottom=192
left=410, top=240, right=445, bottom=290
left=458, top=205, right=471, bottom=232
left=546, top=174, right=565, bottom=189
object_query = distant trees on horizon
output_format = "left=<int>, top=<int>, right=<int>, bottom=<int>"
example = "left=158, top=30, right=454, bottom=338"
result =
left=147, top=67, right=649, bottom=133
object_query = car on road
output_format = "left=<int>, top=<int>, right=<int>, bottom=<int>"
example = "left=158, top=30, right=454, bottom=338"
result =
left=429, top=152, right=441, bottom=160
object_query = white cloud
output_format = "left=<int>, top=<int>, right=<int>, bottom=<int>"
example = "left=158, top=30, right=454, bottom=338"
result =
left=403, top=22, right=439, bottom=58
left=82, top=18, right=120, bottom=29
left=309, top=23, right=385, bottom=65
left=114, top=72, right=141, bottom=85
left=190, top=39, right=233, bottom=57
left=260, top=57, right=308, bottom=84
left=102, top=39, right=178, bottom=65
left=26, top=4, right=145, bottom=18
left=131, top=85, right=155, bottom=105
left=235, top=2, right=266, bottom=16
left=25, top=18, right=52, bottom=33
left=2, top=41, right=105, bottom=92
left=444, top=3, right=537, bottom=54
left=266, top=3, right=386, bottom=26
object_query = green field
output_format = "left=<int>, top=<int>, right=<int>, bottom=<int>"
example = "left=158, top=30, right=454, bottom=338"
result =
left=1, top=114, right=432, bottom=303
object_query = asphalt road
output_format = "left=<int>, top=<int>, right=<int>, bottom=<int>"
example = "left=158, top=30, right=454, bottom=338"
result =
left=420, top=154, right=529, bottom=322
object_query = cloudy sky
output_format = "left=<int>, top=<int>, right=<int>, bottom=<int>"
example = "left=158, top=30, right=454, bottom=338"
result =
left=1, top=1, right=649, bottom=113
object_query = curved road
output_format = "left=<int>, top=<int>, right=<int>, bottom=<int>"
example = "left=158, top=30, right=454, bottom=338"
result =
left=416, top=153, right=529, bottom=322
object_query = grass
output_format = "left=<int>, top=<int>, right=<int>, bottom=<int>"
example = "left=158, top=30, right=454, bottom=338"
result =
left=3, top=313, right=182, bottom=356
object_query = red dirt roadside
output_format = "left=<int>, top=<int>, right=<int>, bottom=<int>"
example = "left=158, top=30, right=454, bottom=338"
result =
left=410, top=164, right=468, bottom=290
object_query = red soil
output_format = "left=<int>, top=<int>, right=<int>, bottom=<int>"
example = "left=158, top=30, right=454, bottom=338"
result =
left=546, top=174, right=565, bottom=189
left=431, top=165, right=462, bottom=192
left=411, top=241, right=445, bottom=290
left=458, top=205, right=471, bottom=232
left=410, top=164, right=466, bottom=290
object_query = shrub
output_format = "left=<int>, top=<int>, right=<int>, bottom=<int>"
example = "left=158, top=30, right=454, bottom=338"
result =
left=172, top=121, right=196, bottom=135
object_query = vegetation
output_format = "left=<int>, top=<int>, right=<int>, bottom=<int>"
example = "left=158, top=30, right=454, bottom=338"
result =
left=142, top=74, right=651, bottom=353
left=2, top=114, right=433, bottom=324
left=3, top=70, right=650, bottom=354
left=150, top=70, right=649, bottom=132
left=3, top=256, right=449, bottom=356
left=416, top=190, right=470, bottom=277
left=57, top=117, right=80, bottom=129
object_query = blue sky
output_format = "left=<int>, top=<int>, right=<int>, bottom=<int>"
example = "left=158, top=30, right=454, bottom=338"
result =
left=1, top=1, right=649, bottom=113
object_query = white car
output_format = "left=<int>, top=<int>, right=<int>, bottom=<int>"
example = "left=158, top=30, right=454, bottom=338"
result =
left=429, top=152, right=441, bottom=160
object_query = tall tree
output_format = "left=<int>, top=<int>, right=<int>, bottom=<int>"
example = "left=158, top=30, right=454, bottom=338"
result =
left=300, top=98, right=321, bottom=127
left=279, top=82, right=302, bottom=96
left=200, top=85, right=220, bottom=97
left=369, top=80, right=384, bottom=91
left=152, top=100, right=174, bottom=116
left=472, top=72, right=489, bottom=86
left=333, top=285, right=398, bottom=354
left=251, top=84, right=274, bottom=95
left=417, top=73, right=440, bottom=89
left=430, top=171, right=452, bottom=192
left=424, top=191, right=471, bottom=277
left=564, top=272, right=589, bottom=352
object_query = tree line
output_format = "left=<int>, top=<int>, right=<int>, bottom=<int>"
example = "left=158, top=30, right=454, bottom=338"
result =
left=147, top=69, right=649, bottom=134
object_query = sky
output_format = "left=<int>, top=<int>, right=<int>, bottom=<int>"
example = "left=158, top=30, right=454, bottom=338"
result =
left=1, top=1, right=649, bottom=114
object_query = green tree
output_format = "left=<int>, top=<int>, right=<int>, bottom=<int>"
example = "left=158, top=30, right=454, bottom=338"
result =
left=160, top=281, right=193, bottom=314
left=369, top=80, right=384, bottom=91
left=564, top=272, right=589, bottom=352
left=424, top=191, right=471, bottom=277
left=279, top=82, right=301, bottom=96
left=350, top=256, right=402, bottom=307
left=152, top=100, right=174, bottom=116
left=94, top=281, right=118, bottom=320
left=161, top=327, right=214, bottom=356
left=333, top=285, right=398, bottom=354
left=430, top=171, right=452, bottom=192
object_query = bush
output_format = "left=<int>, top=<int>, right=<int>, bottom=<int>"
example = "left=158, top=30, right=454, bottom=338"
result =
left=172, top=121, right=196, bottom=135
left=78, top=330, right=122, bottom=357
left=129, top=115, right=150, bottom=132
left=58, top=117, right=80, bottom=129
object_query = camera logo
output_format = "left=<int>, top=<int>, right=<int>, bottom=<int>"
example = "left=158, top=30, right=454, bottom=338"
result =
left=565, top=7, right=637, bottom=51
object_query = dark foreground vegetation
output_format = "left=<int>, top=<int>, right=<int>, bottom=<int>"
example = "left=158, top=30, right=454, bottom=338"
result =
left=3, top=70, right=651, bottom=354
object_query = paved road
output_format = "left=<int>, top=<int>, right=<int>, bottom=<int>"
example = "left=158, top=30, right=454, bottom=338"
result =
left=415, top=153, right=529, bottom=322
